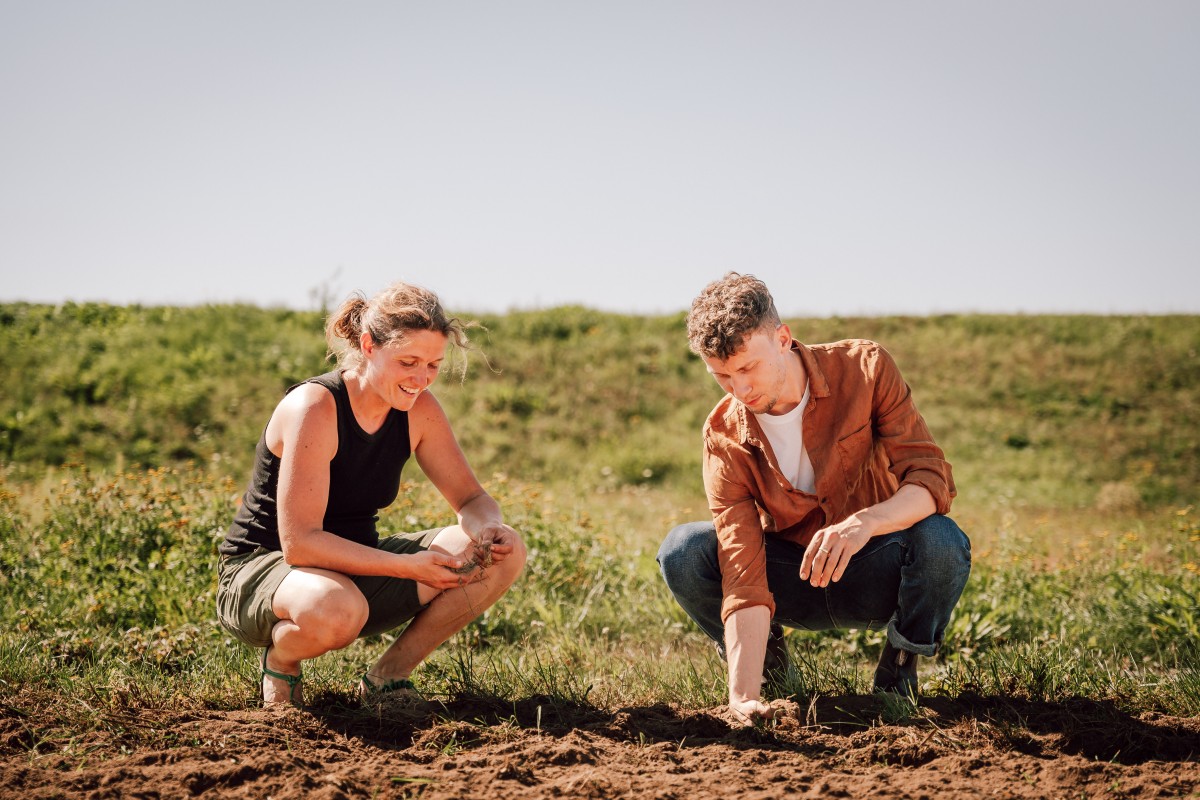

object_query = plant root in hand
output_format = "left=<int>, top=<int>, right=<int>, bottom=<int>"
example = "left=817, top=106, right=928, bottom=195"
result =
left=449, top=542, right=494, bottom=575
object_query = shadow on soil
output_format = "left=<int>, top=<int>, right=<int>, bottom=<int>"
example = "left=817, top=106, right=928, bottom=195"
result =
left=302, top=690, right=1200, bottom=767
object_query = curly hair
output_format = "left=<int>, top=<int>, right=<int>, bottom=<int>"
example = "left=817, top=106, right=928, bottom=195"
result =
left=686, top=272, right=782, bottom=360
left=325, top=281, right=475, bottom=376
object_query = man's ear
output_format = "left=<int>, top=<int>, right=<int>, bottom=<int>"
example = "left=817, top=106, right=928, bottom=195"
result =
left=776, top=323, right=792, bottom=350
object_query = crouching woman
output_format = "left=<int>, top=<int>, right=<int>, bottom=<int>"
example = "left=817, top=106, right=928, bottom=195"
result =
left=216, top=281, right=525, bottom=706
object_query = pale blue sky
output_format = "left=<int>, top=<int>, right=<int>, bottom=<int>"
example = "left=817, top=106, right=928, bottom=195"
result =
left=1, top=1, right=1197, bottom=316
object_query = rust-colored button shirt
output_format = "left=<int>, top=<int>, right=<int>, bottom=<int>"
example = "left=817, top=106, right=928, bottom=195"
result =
left=702, top=339, right=956, bottom=623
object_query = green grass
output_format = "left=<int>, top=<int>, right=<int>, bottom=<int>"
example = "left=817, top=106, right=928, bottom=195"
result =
left=1, top=304, right=1198, bottom=738
left=4, top=304, right=1197, bottom=508
left=1, top=463, right=1197, bottom=725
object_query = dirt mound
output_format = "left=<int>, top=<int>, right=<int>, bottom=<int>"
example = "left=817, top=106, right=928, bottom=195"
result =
left=2, top=694, right=1198, bottom=799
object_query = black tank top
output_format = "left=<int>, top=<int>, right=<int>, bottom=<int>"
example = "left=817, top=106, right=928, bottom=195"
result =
left=219, top=370, right=411, bottom=557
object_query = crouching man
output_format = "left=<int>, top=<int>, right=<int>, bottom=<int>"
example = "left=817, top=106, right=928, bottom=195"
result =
left=658, top=273, right=971, bottom=724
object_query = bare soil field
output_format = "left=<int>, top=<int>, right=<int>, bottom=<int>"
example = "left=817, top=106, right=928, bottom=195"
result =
left=3, top=693, right=1198, bottom=799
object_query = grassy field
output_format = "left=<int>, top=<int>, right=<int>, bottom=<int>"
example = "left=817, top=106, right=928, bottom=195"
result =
left=1, top=303, right=1197, bottom=743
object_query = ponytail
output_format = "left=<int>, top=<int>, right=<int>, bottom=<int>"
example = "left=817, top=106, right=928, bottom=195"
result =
left=325, top=293, right=370, bottom=364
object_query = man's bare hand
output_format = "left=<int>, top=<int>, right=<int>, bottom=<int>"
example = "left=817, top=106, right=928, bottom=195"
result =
left=801, top=487, right=937, bottom=587
left=800, top=512, right=872, bottom=587
left=729, top=697, right=782, bottom=727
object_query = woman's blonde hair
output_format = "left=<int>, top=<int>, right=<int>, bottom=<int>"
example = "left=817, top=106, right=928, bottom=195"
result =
left=325, top=281, right=474, bottom=375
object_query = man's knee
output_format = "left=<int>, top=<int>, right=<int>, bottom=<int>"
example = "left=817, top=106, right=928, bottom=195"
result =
left=909, top=515, right=972, bottom=574
left=657, top=522, right=717, bottom=584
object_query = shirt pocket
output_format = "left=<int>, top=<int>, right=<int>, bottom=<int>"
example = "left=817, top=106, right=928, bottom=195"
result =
left=836, top=423, right=874, bottom=491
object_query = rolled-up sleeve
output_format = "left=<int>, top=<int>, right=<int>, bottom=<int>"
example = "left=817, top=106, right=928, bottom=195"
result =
left=703, top=436, right=777, bottom=623
left=870, top=346, right=956, bottom=513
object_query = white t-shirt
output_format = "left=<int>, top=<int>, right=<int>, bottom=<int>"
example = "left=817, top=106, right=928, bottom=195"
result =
left=754, top=384, right=816, bottom=493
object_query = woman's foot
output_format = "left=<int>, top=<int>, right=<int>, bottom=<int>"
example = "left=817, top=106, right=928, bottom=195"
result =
left=359, top=672, right=420, bottom=701
left=261, top=646, right=304, bottom=706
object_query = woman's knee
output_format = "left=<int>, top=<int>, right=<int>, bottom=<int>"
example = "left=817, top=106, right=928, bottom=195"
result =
left=495, top=528, right=527, bottom=582
left=276, top=570, right=370, bottom=649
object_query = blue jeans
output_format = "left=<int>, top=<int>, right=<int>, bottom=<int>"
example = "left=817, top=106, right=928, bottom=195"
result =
left=656, top=515, right=971, bottom=657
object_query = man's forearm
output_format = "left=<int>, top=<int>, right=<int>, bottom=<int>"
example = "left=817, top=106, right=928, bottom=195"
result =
left=725, top=605, right=771, bottom=704
left=802, top=484, right=938, bottom=588
left=857, top=483, right=936, bottom=537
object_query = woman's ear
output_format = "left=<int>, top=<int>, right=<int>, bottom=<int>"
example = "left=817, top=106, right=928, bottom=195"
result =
left=360, top=330, right=375, bottom=355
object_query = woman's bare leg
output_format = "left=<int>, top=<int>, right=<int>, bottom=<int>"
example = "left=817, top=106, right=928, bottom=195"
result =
left=366, top=525, right=526, bottom=683
left=264, top=568, right=370, bottom=705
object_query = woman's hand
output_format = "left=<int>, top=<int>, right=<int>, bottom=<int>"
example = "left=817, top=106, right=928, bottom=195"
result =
left=403, top=550, right=473, bottom=590
left=469, top=521, right=519, bottom=563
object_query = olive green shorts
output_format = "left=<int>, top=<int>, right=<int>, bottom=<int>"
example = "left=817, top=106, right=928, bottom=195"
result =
left=215, top=528, right=445, bottom=648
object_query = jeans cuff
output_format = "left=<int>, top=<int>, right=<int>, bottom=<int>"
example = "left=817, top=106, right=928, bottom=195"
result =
left=886, top=619, right=938, bottom=658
